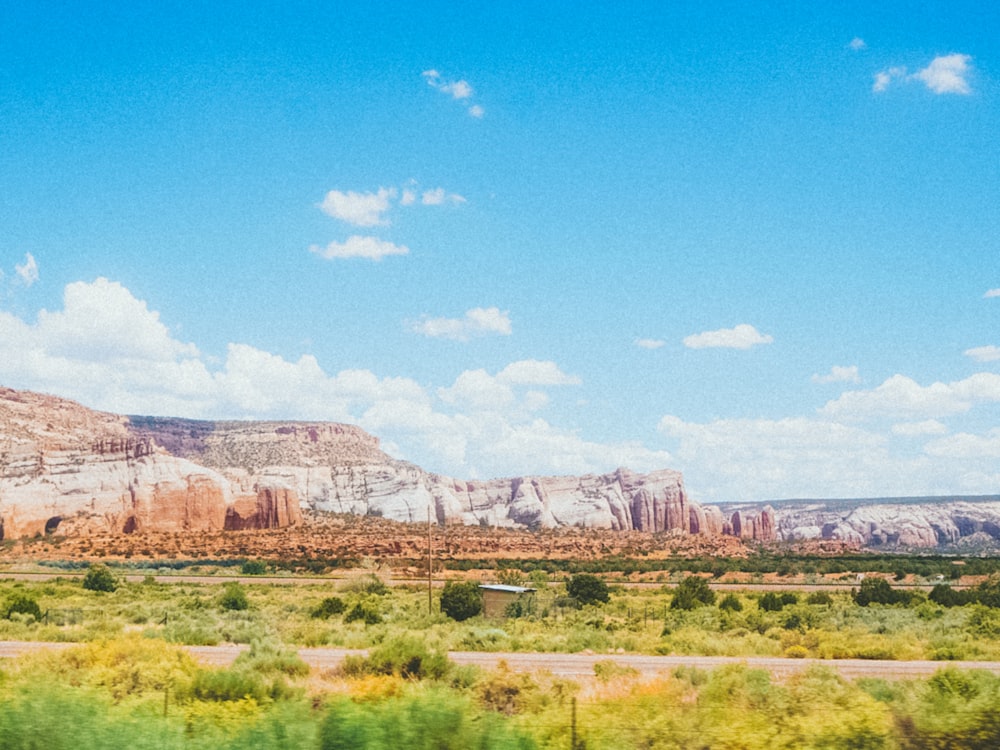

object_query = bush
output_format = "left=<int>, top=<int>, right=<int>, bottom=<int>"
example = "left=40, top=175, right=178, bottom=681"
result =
left=240, top=560, right=268, bottom=575
left=218, top=582, right=250, bottom=611
left=670, top=575, right=715, bottom=610
left=853, top=577, right=911, bottom=606
left=806, top=591, right=834, bottom=606
left=718, top=593, right=743, bottom=612
left=364, top=636, right=451, bottom=680
left=344, top=601, right=381, bottom=625
left=4, top=593, right=42, bottom=621
left=567, top=574, right=610, bottom=606
left=82, top=564, right=117, bottom=593
left=440, top=581, right=483, bottom=621
left=759, top=592, right=798, bottom=612
left=311, top=596, right=346, bottom=619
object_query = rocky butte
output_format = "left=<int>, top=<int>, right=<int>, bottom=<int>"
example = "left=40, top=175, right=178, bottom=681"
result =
left=0, top=386, right=775, bottom=542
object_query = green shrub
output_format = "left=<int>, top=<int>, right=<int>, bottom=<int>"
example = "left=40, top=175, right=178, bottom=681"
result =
left=670, top=575, right=715, bottom=610
left=240, top=560, right=268, bottom=575
left=440, top=581, right=483, bottom=621
left=854, top=577, right=911, bottom=606
left=718, top=593, right=743, bottom=612
left=344, top=600, right=381, bottom=625
left=319, top=691, right=536, bottom=750
left=806, top=591, right=834, bottom=606
left=311, top=596, right=346, bottom=619
left=4, top=593, right=42, bottom=621
left=759, top=592, right=798, bottom=611
left=218, top=582, right=250, bottom=611
left=364, top=635, right=451, bottom=680
left=82, top=564, right=118, bottom=593
left=567, top=573, right=610, bottom=606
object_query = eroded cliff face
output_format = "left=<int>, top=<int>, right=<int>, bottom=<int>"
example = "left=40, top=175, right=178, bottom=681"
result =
left=0, top=386, right=773, bottom=541
left=769, top=500, right=1000, bottom=548
left=0, top=388, right=299, bottom=537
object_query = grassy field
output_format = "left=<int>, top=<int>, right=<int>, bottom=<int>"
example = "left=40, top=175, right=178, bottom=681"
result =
left=4, top=562, right=1000, bottom=747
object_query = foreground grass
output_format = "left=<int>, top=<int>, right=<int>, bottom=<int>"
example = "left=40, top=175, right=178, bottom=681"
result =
left=4, top=634, right=1000, bottom=748
left=3, top=571, right=1000, bottom=662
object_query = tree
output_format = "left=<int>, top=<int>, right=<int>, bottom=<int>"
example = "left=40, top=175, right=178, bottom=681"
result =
left=670, top=575, right=715, bottom=610
left=566, top=574, right=610, bottom=606
left=440, top=581, right=483, bottom=621
left=82, top=564, right=118, bottom=592
left=853, top=576, right=910, bottom=606
left=219, top=582, right=249, bottom=611
left=4, top=593, right=42, bottom=620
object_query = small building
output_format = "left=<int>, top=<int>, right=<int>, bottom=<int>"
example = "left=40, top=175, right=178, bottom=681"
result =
left=479, top=584, right=536, bottom=618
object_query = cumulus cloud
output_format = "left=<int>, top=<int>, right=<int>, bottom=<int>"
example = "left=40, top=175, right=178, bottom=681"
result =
left=811, top=365, right=861, bottom=384
left=849, top=37, right=866, bottom=50
left=874, top=53, right=973, bottom=95
left=411, top=307, right=512, bottom=341
left=422, top=69, right=484, bottom=118
left=497, top=360, right=581, bottom=386
left=635, top=338, right=666, bottom=350
left=421, top=187, right=466, bottom=206
left=914, top=53, right=972, bottom=94
left=309, top=236, right=409, bottom=261
left=925, top=429, right=1000, bottom=459
left=873, top=66, right=907, bottom=92
left=319, top=188, right=395, bottom=227
left=984, top=288, right=1000, bottom=299
left=0, top=278, right=665, bottom=483
left=15, top=253, right=38, bottom=286
left=965, top=345, right=1000, bottom=363
left=683, top=324, right=773, bottom=350
left=820, top=373, right=1000, bottom=420
left=892, top=420, right=949, bottom=437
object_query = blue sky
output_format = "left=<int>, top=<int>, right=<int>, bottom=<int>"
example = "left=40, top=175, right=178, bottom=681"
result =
left=2, top=1, right=999, bottom=502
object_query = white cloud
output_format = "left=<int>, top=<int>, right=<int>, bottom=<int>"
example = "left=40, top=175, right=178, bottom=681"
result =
left=438, top=369, right=516, bottom=411
left=422, top=69, right=484, bottom=118
left=873, top=66, right=907, bottom=93
left=1, top=278, right=664, bottom=483
left=497, top=360, right=581, bottom=386
left=873, top=54, right=973, bottom=95
left=965, top=345, right=1000, bottom=363
left=850, top=37, right=866, bottom=50
left=15, top=253, right=38, bottom=286
left=925, top=429, right=1000, bottom=459
left=811, top=365, right=861, bottom=384
left=914, top=53, right=972, bottom=95
left=421, top=188, right=466, bottom=206
left=683, top=324, right=773, bottom=350
left=635, top=338, right=666, bottom=350
left=309, top=236, right=409, bottom=261
left=820, top=373, right=1000, bottom=420
left=411, top=307, right=512, bottom=341
left=318, top=188, right=395, bottom=227
left=892, top=420, right=949, bottom=437
left=985, top=288, right=1000, bottom=299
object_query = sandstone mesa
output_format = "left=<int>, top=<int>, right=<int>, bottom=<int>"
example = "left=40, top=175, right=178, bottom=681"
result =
left=0, top=386, right=775, bottom=542
left=6, top=386, right=999, bottom=551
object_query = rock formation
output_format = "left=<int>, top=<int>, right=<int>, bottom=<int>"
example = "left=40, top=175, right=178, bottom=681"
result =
left=765, top=498, right=1000, bottom=549
left=0, top=386, right=777, bottom=542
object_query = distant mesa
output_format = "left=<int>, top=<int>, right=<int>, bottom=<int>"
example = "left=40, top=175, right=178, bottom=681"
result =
left=3, top=385, right=997, bottom=551
left=0, top=385, right=774, bottom=543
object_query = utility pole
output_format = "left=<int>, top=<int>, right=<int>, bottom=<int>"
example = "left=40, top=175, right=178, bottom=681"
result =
left=571, top=697, right=578, bottom=750
left=427, top=504, right=433, bottom=613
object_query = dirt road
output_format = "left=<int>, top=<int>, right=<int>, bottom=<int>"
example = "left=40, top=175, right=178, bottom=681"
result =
left=2, top=640, right=997, bottom=679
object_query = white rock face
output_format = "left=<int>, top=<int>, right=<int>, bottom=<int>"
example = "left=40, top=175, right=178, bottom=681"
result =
left=0, top=386, right=759, bottom=540
left=772, top=500, right=1000, bottom=548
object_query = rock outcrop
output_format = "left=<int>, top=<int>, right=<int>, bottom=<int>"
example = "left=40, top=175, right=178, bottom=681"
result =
left=0, top=386, right=775, bottom=542
left=766, top=499, right=1000, bottom=549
